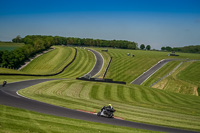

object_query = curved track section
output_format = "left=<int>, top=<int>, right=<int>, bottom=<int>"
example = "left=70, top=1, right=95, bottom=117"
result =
left=0, top=79, right=199, bottom=133
left=131, top=59, right=175, bottom=85
left=86, top=49, right=104, bottom=77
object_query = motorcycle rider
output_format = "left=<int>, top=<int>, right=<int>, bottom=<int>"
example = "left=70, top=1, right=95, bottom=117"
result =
left=98, top=104, right=115, bottom=117
left=101, top=104, right=114, bottom=112
left=2, top=80, right=7, bottom=87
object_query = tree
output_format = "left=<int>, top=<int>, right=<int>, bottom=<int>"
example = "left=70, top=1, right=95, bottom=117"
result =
left=161, top=47, right=166, bottom=51
left=146, top=45, right=151, bottom=50
left=12, top=35, right=22, bottom=43
left=166, top=46, right=172, bottom=52
left=140, top=44, right=145, bottom=50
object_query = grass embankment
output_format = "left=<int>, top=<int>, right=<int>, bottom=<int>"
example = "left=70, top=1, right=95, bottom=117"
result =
left=151, top=61, right=200, bottom=96
left=21, top=46, right=75, bottom=75
left=0, top=42, right=24, bottom=51
left=21, top=46, right=95, bottom=78
left=0, top=105, right=155, bottom=133
left=19, top=79, right=200, bottom=131
left=0, top=46, right=96, bottom=83
left=96, top=48, right=200, bottom=83
left=54, top=47, right=95, bottom=78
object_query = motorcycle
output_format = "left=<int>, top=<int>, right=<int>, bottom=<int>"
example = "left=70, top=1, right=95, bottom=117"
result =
left=2, top=81, right=7, bottom=87
left=97, top=106, right=115, bottom=118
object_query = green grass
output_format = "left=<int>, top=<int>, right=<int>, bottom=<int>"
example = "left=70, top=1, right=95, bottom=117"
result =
left=21, top=46, right=75, bottom=74
left=53, top=47, right=95, bottom=78
left=0, top=46, right=96, bottom=83
left=0, top=105, right=156, bottom=133
left=177, top=61, right=200, bottom=85
left=152, top=61, right=199, bottom=95
left=95, top=48, right=200, bottom=83
left=0, top=42, right=24, bottom=51
left=0, top=68, right=25, bottom=74
left=19, top=79, right=200, bottom=131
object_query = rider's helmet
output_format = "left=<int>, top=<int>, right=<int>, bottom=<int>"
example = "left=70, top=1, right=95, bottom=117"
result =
left=108, top=104, right=112, bottom=109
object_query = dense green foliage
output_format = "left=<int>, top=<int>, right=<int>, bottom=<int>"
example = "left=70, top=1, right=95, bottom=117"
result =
left=0, top=36, right=53, bottom=69
left=161, top=45, right=200, bottom=53
left=22, top=35, right=138, bottom=49
left=0, top=105, right=153, bottom=133
left=140, top=44, right=145, bottom=50
left=19, top=79, right=200, bottom=131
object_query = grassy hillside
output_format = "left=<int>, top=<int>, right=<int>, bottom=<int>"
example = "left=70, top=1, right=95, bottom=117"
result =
left=53, top=47, right=95, bottom=78
left=0, top=42, right=24, bottom=51
left=177, top=61, right=200, bottom=85
left=0, top=68, right=25, bottom=74
left=21, top=46, right=75, bottom=74
left=0, top=105, right=155, bottom=133
left=0, top=46, right=96, bottom=83
left=151, top=61, right=200, bottom=96
left=94, top=48, right=200, bottom=83
left=19, top=79, right=200, bottom=131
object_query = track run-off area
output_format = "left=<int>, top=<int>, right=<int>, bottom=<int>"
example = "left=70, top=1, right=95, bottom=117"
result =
left=1, top=47, right=200, bottom=132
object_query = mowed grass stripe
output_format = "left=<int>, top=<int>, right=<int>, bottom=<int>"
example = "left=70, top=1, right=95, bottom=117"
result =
left=56, top=48, right=95, bottom=78
left=101, top=48, right=200, bottom=84
left=21, top=46, right=74, bottom=74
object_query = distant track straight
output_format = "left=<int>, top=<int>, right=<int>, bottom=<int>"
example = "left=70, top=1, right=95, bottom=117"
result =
left=131, top=59, right=175, bottom=85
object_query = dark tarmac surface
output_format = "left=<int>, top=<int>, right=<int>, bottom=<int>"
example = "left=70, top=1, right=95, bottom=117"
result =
left=131, top=59, right=175, bottom=85
left=1, top=79, right=199, bottom=133
left=87, top=49, right=104, bottom=77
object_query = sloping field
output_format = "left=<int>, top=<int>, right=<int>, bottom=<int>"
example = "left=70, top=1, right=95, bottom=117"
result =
left=21, top=46, right=75, bottom=74
left=54, top=47, right=96, bottom=78
left=96, top=48, right=200, bottom=83
left=0, top=68, right=25, bottom=74
left=0, top=47, right=96, bottom=83
left=99, top=49, right=173, bottom=83
left=177, top=61, right=200, bottom=85
left=0, top=105, right=154, bottom=133
left=152, top=61, right=200, bottom=95
left=19, top=79, right=200, bottom=131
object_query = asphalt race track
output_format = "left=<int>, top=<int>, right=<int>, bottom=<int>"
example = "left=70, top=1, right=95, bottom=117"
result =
left=131, top=59, right=176, bottom=85
left=0, top=79, right=199, bottom=133
left=87, top=48, right=104, bottom=77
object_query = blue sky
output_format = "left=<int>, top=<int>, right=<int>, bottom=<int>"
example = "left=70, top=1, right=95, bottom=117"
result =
left=0, top=0, right=200, bottom=49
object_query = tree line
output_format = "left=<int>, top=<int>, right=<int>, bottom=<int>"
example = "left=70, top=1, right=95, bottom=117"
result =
left=161, top=45, right=200, bottom=53
left=0, top=35, right=53, bottom=69
left=1, top=35, right=138, bottom=69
